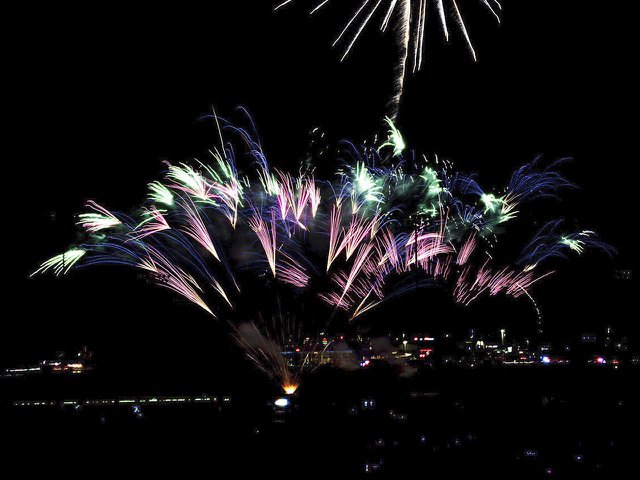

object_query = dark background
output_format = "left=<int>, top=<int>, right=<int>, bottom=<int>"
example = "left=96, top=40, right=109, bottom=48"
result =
left=4, top=1, right=636, bottom=377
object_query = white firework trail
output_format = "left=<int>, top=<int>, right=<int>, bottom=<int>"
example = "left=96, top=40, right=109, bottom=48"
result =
left=275, top=0, right=502, bottom=118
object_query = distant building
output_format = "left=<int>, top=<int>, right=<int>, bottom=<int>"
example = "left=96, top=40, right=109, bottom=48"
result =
left=614, top=269, right=632, bottom=280
left=2, top=347, right=94, bottom=378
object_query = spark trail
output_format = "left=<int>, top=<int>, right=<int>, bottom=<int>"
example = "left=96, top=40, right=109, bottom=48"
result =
left=33, top=116, right=611, bottom=325
left=275, top=1, right=503, bottom=118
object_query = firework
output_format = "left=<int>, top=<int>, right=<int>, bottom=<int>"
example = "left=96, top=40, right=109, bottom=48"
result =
left=33, top=115, right=611, bottom=332
left=31, top=248, right=86, bottom=277
left=248, top=207, right=278, bottom=277
left=139, top=245, right=215, bottom=317
left=275, top=1, right=502, bottom=117
left=129, top=207, right=170, bottom=240
left=178, top=197, right=221, bottom=261
left=77, top=201, right=121, bottom=233
left=147, top=181, right=174, bottom=206
left=233, top=311, right=329, bottom=394
left=380, top=116, right=407, bottom=156
left=518, top=220, right=615, bottom=271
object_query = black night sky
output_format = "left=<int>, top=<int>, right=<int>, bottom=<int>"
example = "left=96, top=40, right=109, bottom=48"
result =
left=5, top=2, right=636, bottom=379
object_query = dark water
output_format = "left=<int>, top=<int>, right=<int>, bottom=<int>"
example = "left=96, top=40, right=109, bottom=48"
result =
left=2, top=365, right=637, bottom=478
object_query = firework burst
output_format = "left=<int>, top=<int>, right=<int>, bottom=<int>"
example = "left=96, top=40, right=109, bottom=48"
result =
left=33, top=116, right=610, bottom=319
left=275, top=1, right=502, bottom=118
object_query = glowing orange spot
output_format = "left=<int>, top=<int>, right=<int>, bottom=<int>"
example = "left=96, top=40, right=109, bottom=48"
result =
left=283, top=384, right=298, bottom=395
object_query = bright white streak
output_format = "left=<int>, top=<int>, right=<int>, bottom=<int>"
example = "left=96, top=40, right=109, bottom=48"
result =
left=340, top=0, right=384, bottom=62
left=452, top=0, right=477, bottom=61
left=388, top=0, right=411, bottom=119
left=480, top=0, right=501, bottom=22
left=381, top=0, right=398, bottom=31
left=310, top=0, right=330, bottom=14
left=274, top=0, right=294, bottom=11
left=436, top=0, right=449, bottom=40
left=333, top=0, right=372, bottom=48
